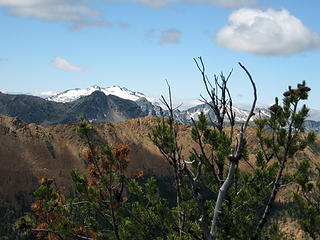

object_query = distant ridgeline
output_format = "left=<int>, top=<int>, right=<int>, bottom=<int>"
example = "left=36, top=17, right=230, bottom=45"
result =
left=0, top=86, right=319, bottom=134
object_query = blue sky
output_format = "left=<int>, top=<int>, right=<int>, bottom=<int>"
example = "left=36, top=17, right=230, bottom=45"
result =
left=0, top=0, right=319, bottom=109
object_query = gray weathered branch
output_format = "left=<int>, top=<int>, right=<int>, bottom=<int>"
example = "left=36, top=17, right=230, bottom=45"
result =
left=209, top=62, right=257, bottom=240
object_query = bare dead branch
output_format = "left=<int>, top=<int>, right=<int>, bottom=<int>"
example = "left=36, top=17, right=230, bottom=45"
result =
left=238, top=62, right=257, bottom=132
left=209, top=62, right=257, bottom=240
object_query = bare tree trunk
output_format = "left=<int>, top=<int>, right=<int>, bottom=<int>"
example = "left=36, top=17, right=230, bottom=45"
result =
left=174, top=164, right=184, bottom=239
left=209, top=156, right=237, bottom=239
left=209, top=62, right=257, bottom=240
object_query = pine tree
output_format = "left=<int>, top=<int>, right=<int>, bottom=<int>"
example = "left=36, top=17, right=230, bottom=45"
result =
left=14, top=62, right=317, bottom=240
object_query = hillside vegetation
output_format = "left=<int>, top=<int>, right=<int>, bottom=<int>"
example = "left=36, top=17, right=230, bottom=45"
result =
left=1, top=62, right=320, bottom=240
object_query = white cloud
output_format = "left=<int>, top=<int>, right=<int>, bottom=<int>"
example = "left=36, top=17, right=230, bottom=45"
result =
left=160, top=29, right=182, bottom=44
left=215, top=8, right=320, bottom=55
left=52, top=57, right=84, bottom=72
left=0, top=0, right=107, bottom=30
left=106, top=0, right=259, bottom=8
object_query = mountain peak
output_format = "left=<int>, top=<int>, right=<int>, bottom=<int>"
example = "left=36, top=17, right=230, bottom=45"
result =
left=89, top=85, right=101, bottom=90
left=46, top=85, right=150, bottom=103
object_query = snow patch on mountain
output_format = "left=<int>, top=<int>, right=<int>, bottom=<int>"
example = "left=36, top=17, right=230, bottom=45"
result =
left=44, top=85, right=320, bottom=126
left=46, top=85, right=155, bottom=103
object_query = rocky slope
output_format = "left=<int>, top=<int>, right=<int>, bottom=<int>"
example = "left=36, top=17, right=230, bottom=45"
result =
left=2, top=86, right=320, bottom=134
left=0, top=88, right=268, bottom=124
left=45, top=85, right=273, bottom=123
left=0, top=91, right=144, bottom=125
left=43, top=85, right=320, bottom=132
left=303, top=120, right=320, bottom=134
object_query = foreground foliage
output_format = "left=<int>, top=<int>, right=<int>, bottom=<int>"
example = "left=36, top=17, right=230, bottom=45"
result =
left=292, top=159, right=320, bottom=239
left=13, top=61, right=318, bottom=240
left=15, top=119, right=177, bottom=240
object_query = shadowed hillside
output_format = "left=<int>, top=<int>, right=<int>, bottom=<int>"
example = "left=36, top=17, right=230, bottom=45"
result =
left=0, top=115, right=173, bottom=208
left=1, top=114, right=319, bottom=208
left=0, top=91, right=145, bottom=125
left=1, top=114, right=320, bottom=238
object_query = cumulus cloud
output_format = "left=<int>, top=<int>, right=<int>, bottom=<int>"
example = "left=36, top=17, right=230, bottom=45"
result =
left=106, top=0, right=259, bottom=8
left=160, top=29, right=182, bottom=44
left=0, top=0, right=107, bottom=30
left=215, top=8, right=320, bottom=55
left=52, top=57, right=85, bottom=72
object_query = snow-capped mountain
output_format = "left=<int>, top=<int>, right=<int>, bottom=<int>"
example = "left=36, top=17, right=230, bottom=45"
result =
left=45, top=85, right=272, bottom=123
left=43, top=85, right=320, bottom=131
left=46, top=85, right=155, bottom=103
left=172, top=103, right=270, bottom=124
left=45, top=85, right=164, bottom=120
left=1, top=86, right=319, bottom=133
left=303, top=120, right=320, bottom=134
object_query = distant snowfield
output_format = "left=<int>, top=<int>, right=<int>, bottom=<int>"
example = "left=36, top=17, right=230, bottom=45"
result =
left=44, top=86, right=211, bottom=110
left=45, top=85, right=194, bottom=110
left=1, top=85, right=318, bottom=133
left=1, top=85, right=316, bottom=122
left=46, top=85, right=156, bottom=103
left=43, top=85, right=320, bottom=122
